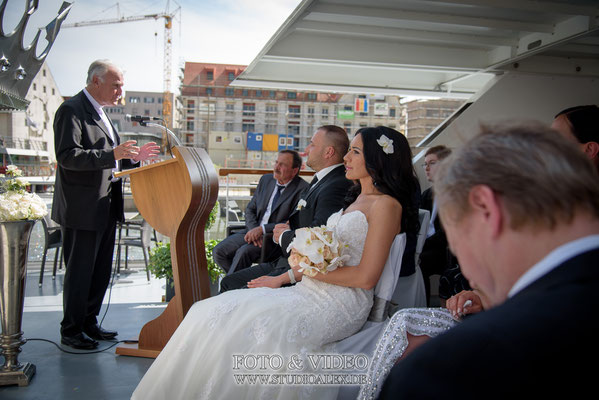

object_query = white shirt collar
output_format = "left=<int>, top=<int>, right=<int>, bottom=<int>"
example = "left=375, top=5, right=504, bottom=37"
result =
left=315, top=163, right=344, bottom=182
left=83, top=88, right=104, bottom=115
left=508, top=234, right=599, bottom=297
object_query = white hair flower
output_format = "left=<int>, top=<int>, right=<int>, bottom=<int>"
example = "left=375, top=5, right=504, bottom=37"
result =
left=376, top=135, right=394, bottom=154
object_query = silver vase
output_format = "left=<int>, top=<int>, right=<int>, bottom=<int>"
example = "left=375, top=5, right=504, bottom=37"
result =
left=0, top=220, right=36, bottom=387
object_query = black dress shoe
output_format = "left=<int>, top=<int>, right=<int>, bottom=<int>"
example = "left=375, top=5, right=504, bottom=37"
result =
left=61, top=333, right=99, bottom=350
left=83, top=324, right=118, bottom=341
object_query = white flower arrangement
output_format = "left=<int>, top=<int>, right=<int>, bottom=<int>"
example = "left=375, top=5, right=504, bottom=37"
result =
left=0, top=165, right=48, bottom=222
left=376, top=134, right=394, bottom=154
left=286, top=226, right=350, bottom=277
left=296, top=199, right=307, bottom=211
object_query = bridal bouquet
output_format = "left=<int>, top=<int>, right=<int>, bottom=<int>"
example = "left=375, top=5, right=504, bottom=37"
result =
left=286, top=226, right=350, bottom=277
left=0, top=165, right=48, bottom=221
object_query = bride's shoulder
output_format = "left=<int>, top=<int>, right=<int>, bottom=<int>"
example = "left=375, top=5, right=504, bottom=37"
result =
left=368, top=194, right=402, bottom=220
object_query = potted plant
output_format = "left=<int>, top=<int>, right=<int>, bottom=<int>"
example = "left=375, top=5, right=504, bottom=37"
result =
left=148, top=203, right=224, bottom=301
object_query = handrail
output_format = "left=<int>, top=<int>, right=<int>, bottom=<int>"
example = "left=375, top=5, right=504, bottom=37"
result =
left=219, top=168, right=316, bottom=177
left=218, top=168, right=315, bottom=226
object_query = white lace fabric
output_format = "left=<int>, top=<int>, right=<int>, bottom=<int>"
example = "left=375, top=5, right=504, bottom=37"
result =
left=132, top=210, right=374, bottom=400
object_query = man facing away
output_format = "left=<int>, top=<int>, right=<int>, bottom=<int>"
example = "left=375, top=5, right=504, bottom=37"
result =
left=220, top=125, right=352, bottom=292
left=213, top=150, right=309, bottom=274
left=52, top=60, right=159, bottom=349
left=379, top=122, right=599, bottom=398
left=551, top=104, right=599, bottom=172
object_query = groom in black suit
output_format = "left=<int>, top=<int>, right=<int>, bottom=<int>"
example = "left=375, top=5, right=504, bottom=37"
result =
left=220, top=125, right=352, bottom=292
left=213, top=150, right=309, bottom=274
left=52, top=60, right=159, bottom=349
left=379, top=123, right=599, bottom=398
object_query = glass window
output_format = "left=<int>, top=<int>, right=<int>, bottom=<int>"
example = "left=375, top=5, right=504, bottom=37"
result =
left=206, top=70, right=214, bottom=80
left=287, top=92, right=297, bottom=99
left=225, top=87, right=234, bottom=96
left=228, top=72, right=235, bottom=81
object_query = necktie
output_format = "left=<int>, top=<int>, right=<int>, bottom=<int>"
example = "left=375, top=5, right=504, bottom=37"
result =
left=310, top=176, right=319, bottom=186
left=272, top=184, right=284, bottom=207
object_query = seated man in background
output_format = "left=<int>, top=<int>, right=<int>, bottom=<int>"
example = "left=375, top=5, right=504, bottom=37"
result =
left=380, top=122, right=599, bottom=398
left=213, top=150, right=308, bottom=274
left=220, top=125, right=352, bottom=292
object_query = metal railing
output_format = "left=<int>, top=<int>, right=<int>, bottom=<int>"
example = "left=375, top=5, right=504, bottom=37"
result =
left=218, top=168, right=315, bottom=227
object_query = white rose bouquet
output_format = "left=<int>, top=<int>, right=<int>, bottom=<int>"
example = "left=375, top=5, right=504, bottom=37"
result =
left=0, top=165, right=48, bottom=221
left=286, top=226, right=350, bottom=277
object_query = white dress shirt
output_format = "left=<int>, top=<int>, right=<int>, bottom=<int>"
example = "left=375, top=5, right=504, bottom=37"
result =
left=260, top=179, right=291, bottom=232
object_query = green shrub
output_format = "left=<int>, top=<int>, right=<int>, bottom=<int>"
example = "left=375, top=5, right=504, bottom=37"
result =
left=147, top=203, right=224, bottom=285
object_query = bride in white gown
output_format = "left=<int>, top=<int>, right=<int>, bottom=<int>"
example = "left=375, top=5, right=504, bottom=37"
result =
left=132, top=127, right=421, bottom=400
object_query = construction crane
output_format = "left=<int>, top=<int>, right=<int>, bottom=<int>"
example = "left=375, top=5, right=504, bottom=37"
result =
left=62, top=2, right=180, bottom=129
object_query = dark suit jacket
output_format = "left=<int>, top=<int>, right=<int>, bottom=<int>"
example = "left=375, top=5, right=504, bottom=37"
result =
left=419, top=187, right=449, bottom=275
left=51, top=91, right=133, bottom=231
left=379, top=247, right=599, bottom=399
left=243, top=173, right=309, bottom=234
left=273, top=165, right=352, bottom=273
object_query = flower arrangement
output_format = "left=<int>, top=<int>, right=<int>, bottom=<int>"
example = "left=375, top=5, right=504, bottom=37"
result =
left=286, top=226, right=350, bottom=277
left=0, top=165, right=48, bottom=222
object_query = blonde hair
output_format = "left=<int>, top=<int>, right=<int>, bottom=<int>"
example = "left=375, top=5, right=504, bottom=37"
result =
left=434, top=122, right=599, bottom=230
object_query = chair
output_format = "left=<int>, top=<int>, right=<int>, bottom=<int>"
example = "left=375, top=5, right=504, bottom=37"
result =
left=115, top=218, right=152, bottom=281
left=39, top=216, right=63, bottom=287
left=388, top=209, right=430, bottom=313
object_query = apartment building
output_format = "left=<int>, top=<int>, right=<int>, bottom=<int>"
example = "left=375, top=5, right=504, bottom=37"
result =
left=179, top=62, right=405, bottom=166
left=405, top=99, right=465, bottom=148
left=0, top=62, right=63, bottom=175
left=105, top=90, right=180, bottom=148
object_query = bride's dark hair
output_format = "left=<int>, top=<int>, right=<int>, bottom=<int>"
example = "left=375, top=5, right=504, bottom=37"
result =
left=344, top=126, right=420, bottom=236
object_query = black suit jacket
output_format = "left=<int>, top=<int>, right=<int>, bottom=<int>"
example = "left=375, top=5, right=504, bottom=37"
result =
left=379, top=247, right=599, bottom=399
left=273, top=165, right=352, bottom=272
left=51, top=91, right=133, bottom=231
left=419, top=187, right=448, bottom=274
left=244, top=173, right=309, bottom=234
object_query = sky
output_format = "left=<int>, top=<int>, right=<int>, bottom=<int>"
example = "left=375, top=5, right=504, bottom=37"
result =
left=3, top=0, right=301, bottom=96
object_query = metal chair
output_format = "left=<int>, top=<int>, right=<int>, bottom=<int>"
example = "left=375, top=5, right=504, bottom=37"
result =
left=115, top=218, right=152, bottom=281
left=39, top=216, right=63, bottom=287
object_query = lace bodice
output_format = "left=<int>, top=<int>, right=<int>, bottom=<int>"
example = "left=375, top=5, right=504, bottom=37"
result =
left=326, top=209, right=369, bottom=266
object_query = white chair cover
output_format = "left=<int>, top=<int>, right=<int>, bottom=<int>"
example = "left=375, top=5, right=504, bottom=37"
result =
left=333, top=233, right=406, bottom=400
left=389, top=209, right=429, bottom=313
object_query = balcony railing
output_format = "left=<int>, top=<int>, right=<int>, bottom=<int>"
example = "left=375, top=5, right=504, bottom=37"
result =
left=0, top=136, right=48, bottom=151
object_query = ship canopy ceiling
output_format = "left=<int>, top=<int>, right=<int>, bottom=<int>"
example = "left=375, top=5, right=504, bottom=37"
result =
left=232, top=0, right=599, bottom=99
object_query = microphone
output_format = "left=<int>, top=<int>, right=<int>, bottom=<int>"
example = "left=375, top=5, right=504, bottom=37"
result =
left=125, top=114, right=163, bottom=123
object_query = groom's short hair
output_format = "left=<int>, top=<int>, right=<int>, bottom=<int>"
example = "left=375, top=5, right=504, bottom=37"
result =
left=319, top=125, right=349, bottom=162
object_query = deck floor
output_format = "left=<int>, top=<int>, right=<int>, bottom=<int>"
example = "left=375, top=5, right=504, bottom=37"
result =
left=0, top=262, right=164, bottom=400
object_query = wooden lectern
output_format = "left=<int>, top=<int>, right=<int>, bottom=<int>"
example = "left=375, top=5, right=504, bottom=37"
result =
left=114, top=146, right=218, bottom=358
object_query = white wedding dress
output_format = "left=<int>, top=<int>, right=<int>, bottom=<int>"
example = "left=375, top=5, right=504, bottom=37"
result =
left=132, top=210, right=374, bottom=400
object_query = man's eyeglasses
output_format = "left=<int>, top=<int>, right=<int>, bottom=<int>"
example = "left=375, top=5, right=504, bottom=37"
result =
left=421, top=161, right=438, bottom=168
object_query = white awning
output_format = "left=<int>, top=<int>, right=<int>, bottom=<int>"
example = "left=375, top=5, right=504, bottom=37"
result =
left=233, top=0, right=599, bottom=98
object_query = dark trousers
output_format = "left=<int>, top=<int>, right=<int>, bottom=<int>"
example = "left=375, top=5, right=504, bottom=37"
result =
left=219, top=257, right=292, bottom=293
left=213, top=232, right=262, bottom=274
left=60, top=218, right=117, bottom=336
